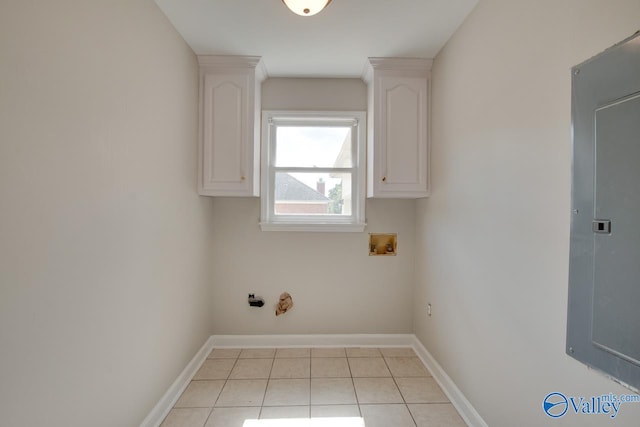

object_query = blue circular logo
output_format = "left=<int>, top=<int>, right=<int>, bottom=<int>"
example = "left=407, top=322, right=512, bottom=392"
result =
left=543, top=392, right=568, bottom=418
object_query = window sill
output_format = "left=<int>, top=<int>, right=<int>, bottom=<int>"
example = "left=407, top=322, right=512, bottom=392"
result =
left=259, top=222, right=367, bottom=233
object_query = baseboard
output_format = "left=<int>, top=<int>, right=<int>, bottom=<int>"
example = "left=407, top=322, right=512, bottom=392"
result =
left=412, top=337, right=488, bottom=427
left=211, top=333, right=415, bottom=348
left=139, top=336, right=215, bottom=427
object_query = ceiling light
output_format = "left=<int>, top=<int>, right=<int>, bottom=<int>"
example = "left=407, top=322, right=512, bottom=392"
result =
left=282, top=0, right=332, bottom=16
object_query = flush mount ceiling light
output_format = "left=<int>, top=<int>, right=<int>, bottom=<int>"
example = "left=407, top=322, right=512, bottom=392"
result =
left=282, top=0, right=332, bottom=16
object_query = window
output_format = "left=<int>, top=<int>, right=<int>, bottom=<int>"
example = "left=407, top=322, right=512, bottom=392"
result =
left=260, top=111, right=366, bottom=232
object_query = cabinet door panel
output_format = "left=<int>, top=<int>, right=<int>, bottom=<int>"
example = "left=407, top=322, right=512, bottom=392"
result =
left=201, top=73, right=250, bottom=195
left=385, top=82, right=421, bottom=184
left=208, top=79, right=243, bottom=183
left=379, top=76, right=427, bottom=195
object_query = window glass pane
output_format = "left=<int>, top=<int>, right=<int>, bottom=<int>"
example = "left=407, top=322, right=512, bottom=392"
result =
left=275, top=126, right=352, bottom=168
left=274, top=172, right=351, bottom=216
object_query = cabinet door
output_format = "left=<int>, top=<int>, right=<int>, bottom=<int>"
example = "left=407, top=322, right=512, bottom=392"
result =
left=375, top=76, right=428, bottom=197
left=199, top=72, right=253, bottom=196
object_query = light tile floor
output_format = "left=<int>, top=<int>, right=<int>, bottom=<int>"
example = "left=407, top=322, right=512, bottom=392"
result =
left=160, top=347, right=467, bottom=427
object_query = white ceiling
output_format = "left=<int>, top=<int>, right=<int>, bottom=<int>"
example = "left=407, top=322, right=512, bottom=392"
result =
left=154, top=0, right=478, bottom=78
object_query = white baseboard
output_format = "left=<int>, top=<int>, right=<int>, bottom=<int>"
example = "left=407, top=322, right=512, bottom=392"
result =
left=412, top=337, right=488, bottom=427
left=211, top=333, right=415, bottom=348
left=140, top=333, right=486, bottom=427
left=139, top=336, right=215, bottom=427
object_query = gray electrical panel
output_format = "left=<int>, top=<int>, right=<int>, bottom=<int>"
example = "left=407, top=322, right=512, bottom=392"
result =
left=568, top=32, right=640, bottom=391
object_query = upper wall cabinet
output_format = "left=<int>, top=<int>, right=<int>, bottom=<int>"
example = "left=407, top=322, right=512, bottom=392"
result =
left=198, top=56, right=266, bottom=197
left=363, top=58, right=432, bottom=198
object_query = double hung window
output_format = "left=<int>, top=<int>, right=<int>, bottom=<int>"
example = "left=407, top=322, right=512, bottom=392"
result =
left=260, top=111, right=366, bottom=231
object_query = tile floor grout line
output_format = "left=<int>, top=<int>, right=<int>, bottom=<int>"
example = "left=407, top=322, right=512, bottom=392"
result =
left=383, top=349, right=419, bottom=427
left=347, top=348, right=391, bottom=419
left=257, top=350, right=276, bottom=419
left=346, top=348, right=363, bottom=418
left=207, top=350, right=240, bottom=424
left=182, top=349, right=240, bottom=427
left=197, top=406, right=215, bottom=427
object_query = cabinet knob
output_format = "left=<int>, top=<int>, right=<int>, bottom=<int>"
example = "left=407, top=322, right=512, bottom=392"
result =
left=241, top=176, right=246, bottom=181
left=382, top=176, right=387, bottom=182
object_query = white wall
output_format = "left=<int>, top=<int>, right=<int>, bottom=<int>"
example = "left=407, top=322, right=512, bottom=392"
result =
left=210, top=78, right=416, bottom=335
left=0, top=1, right=214, bottom=426
left=414, top=0, right=640, bottom=426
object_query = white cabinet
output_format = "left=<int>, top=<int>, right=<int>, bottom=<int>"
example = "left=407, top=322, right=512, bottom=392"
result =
left=363, top=58, right=432, bottom=198
left=198, top=56, right=266, bottom=197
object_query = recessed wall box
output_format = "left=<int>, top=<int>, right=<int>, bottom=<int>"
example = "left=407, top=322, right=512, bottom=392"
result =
left=369, top=233, right=397, bottom=256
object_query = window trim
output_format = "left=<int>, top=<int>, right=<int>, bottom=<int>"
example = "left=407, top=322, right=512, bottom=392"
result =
left=260, top=110, right=367, bottom=232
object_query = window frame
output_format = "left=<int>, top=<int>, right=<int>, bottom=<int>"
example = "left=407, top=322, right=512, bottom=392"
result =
left=260, top=110, right=367, bottom=232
